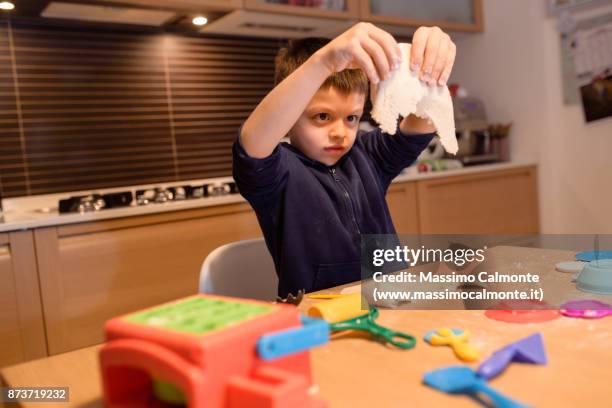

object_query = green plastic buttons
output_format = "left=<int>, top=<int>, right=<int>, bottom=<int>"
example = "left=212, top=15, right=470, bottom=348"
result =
left=125, top=296, right=273, bottom=335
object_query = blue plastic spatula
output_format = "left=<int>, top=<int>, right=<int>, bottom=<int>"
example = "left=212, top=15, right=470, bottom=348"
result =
left=423, top=366, right=528, bottom=408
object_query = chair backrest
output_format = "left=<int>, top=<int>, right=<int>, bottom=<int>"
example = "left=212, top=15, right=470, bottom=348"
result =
left=198, top=238, right=278, bottom=301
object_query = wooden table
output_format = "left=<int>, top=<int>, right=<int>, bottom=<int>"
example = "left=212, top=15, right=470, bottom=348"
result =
left=2, top=247, right=611, bottom=407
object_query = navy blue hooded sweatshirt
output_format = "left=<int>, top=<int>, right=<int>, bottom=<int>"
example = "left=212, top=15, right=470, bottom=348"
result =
left=232, top=126, right=434, bottom=298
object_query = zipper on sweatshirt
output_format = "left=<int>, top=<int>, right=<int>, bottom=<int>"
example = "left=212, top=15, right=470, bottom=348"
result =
left=329, top=167, right=362, bottom=239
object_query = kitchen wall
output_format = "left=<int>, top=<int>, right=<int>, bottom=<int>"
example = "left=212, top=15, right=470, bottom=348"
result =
left=450, top=0, right=612, bottom=233
left=4, top=2, right=610, bottom=232
left=0, top=18, right=279, bottom=198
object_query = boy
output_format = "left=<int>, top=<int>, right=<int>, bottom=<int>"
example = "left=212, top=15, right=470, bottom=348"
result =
left=233, top=23, right=456, bottom=297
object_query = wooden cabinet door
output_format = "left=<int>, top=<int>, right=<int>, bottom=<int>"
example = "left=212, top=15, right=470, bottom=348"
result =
left=244, top=0, right=360, bottom=19
left=34, top=203, right=261, bottom=355
left=0, top=232, right=47, bottom=368
left=360, top=0, right=483, bottom=32
left=386, top=181, right=419, bottom=234
left=416, top=166, right=539, bottom=234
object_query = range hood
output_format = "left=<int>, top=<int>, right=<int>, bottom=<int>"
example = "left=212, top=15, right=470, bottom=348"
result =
left=200, top=9, right=354, bottom=38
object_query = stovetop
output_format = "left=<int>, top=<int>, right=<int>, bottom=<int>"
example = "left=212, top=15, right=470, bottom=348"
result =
left=58, top=181, right=239, bottom=214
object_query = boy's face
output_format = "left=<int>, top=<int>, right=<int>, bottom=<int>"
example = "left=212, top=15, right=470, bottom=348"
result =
left=288, top=87, right=365, bottom=166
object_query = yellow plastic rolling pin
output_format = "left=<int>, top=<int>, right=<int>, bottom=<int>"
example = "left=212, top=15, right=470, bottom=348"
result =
left=307, top=293, right=367, bottom=323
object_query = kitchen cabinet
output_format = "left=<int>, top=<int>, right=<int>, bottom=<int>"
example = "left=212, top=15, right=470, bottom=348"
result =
left=244, top=0, right=360, bottom=19
left=34, top=203, right=261, bottom=355
left=386, top=181, right=419, bottom=234
left=0, top=232, right=47, bottom=368
left=2, top=164, right=537, bottom=364
left=201, top=0, right=484, bottom=39
left=360, top=0, right=484, bottom=32
left=416, top=165, right=539, bottom=234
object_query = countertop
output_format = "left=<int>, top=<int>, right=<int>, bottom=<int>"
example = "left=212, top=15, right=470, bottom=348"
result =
left=0, top=161, right=536, bottom=233
left=1, top=246, right=610, bottom=407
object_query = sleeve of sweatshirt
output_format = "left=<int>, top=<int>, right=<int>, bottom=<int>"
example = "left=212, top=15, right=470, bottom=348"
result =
left=232, top=129, right=289, bottom=204
left=357, top=125, right=435, bottom=186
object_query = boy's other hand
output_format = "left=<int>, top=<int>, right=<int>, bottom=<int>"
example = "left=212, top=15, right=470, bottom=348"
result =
left=314, top=22, right=401, bottom=85
left=410, top=26, right=456, bottom=86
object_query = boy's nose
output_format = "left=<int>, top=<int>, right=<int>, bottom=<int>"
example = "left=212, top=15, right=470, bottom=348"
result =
left=329, top=132, right=344, bottom=142
left=329, top=124, right=346, bottom=142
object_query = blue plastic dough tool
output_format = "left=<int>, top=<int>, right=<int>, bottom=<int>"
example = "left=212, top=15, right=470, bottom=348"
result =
left=476, top=333, right=547, bottom=380
left=257, top=316, right=329, bottom=360
left=424, top=366, right=528, bottom=408
left=576, top=250, right=612, bottom=262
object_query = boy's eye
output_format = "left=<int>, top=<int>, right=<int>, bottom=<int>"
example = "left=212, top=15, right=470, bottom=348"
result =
left=316, top=113, right=330, bottom=121
left=347, top=115, right=360, bottom=123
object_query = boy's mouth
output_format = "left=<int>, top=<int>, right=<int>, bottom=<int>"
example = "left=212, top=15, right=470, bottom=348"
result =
left=324, top=145, right=345, bottom=154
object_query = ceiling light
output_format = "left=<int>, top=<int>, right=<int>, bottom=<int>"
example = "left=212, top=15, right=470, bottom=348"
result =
left=0, top=2, right=15, bottom=11
left=192, top=16, right=208, bottom=26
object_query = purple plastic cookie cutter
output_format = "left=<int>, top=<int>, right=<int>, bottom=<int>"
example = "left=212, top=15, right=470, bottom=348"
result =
left=476, top=333, right=547, bottom=380
left=560, top=300, right=612, bottom=319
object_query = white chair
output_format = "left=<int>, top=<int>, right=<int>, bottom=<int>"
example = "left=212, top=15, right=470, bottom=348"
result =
left=198, top=238, right=278, bottom=301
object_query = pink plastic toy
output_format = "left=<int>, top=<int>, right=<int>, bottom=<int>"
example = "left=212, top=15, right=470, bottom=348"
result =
left=560, top=300, right=612, bottom=319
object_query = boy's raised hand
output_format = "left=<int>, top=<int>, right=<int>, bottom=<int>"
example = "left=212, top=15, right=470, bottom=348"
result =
left=314, top=22, right=402, bottom=85
left=315, top=23, right=456, bottom=87
left=410, top=26, right=456, bottom=86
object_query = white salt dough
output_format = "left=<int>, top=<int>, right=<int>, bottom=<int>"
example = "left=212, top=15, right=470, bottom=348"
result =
left=370, top=43, right=458, bottom=155
left=555, top=261, right=586, bottom=274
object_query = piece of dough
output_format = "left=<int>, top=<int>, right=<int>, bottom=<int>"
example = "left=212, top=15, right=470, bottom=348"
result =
left=370, top=43, right=458, bottom=155
left=555, top=261, right=585, bottom=274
